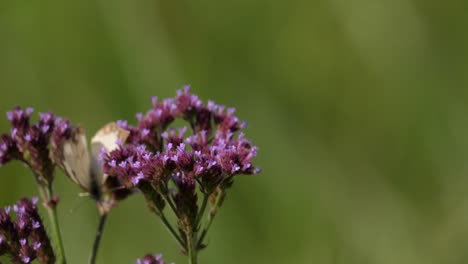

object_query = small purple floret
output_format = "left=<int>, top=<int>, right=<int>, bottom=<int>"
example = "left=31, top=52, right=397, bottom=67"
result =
left=135, top=253, right=169, bottom=264
left=33, top=241, right=41, bottom=250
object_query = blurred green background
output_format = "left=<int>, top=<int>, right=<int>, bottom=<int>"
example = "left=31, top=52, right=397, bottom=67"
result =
left=1, top=0, right=468, bottom=263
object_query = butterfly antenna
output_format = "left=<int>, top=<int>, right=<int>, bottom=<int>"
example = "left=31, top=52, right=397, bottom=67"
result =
left=69, top=193, right=89, bottom=214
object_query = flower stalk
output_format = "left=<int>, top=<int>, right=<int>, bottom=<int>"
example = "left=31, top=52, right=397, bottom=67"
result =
left=158, top=212, right=187, bottom=251
left=187, top=231, right=197, bottom=264
left=88, top=213, right=108, bottom=264
left=197, top=189, right=224, bottom=249
left=44, top=203, right=66, bottom=264
left=37, top=180, right=66, bottom=264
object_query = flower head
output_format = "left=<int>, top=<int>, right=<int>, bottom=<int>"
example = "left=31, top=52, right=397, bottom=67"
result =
left=0, top=197, right=55, bottom=264
left=0, top=107, right=77, bottom=187
left=106, top=87, right=259, bottom=188
left=104, top=87, right=259, bottom=240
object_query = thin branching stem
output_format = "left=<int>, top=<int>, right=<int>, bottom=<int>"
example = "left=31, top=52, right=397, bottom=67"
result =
left=195, top=193, right=209, bottom=229
left=163, top=192, right=180, bottom=219
left=155, top=212, right=187, bottom=250
left=197, top=190, right=223, bottom=248
left=162, top=181, right=180, bottom=218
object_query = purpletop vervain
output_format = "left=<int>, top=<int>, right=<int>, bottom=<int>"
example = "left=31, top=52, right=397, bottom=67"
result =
left=101, top=86, right=260, bottom=261
left=0, top=107, right=77, bottom=188
left=0, top=197, right=55, bottom=264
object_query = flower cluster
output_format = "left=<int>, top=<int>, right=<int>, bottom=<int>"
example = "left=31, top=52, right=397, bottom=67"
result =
left=105, top=87, right=259, bottom=189
left=135, top=253, right=171, bottom=264
left=102, top=86, right=259, bottom=254
left=0, top=197, right=55, bottom=264
left=0, top=107, right=76, bottom=187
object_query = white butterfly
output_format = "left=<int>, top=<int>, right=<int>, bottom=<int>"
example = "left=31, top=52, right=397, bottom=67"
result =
left=54, top=122, right=129, bottom=201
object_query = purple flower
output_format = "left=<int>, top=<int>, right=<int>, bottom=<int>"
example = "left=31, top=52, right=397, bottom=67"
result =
left=18, top=241, right=34, bottom=263
left=0, top=198, right=55, bottom=263
left=33, top=241, right=41, bottom=250
left=0, top=134, right=20, bottom=166
left=136, top=253, right=171, bottom=264
left=0, top=107, right=79, bottom=187
left=6, top=107, right=32, bottom=136
left=51, top=118, right=73, bottom=148
left=119, top=160, right=128, bottom=168
left=0, top=234, right=5, bottom=256
left=20, top=256, right=32, bottom=263
left=108, top=160, right=117, bottom=167
left=0, top=206, right=18, bottom=251
left=103, top=145, right=162, bottom=188
left=32, top=221, right=41, bottom=229
left=132, top=172, right=145, bottom=185
left=161, top=127, right=187, bottom=146
left=175, top=85, right=203, bottom=116
left=101, top=87, right=259, bottom=254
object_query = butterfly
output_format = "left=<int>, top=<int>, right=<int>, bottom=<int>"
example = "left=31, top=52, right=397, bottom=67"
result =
left=54, top=122, right=129, bottom=202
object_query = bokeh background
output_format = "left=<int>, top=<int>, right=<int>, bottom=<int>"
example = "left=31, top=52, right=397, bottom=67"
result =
left=1, top=0, right=468, bottom=263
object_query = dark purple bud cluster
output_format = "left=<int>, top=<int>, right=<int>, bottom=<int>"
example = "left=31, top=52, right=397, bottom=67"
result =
left=0, top=107, right=76, bottom=186
left=172, top=172, right=198, bottom=231
left=0, top=134, right=19, bottom=166
left=135, top=253, right=171, bottom=264
left=0, top=197, right=55, bottom=264
left=50, top=119, right=75, bottom=153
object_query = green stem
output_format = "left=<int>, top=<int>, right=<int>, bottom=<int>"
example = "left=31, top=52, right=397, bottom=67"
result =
left=154, top=211, right=187, bottom=250
left=46, top=205, right=66, bottom=264
left=140, top=182, right=186, bottom=250
left=187, top=231, right=197, bottom=264
left=89, top=213, right=108, bottom=264
left=195, top=193, right=209, bottom=229
left=39, top=185, right=67, bottom=264
left=197, top=190, right=223, bottom=248
left=196, top=217, right=212, bottom=249
left=163, top=192, right=180, bottom=218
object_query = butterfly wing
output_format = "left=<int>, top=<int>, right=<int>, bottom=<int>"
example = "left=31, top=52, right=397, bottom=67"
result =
left=90, top=122, right=130, bottom=186
left=57, top=128, right=92, bottom=191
